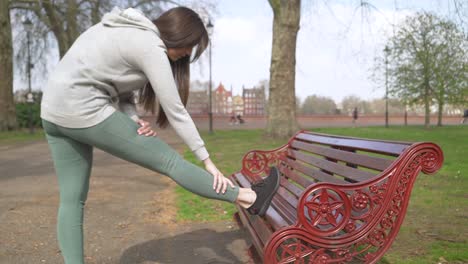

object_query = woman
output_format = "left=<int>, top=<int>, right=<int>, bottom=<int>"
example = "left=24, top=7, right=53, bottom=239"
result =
left=40, top=6, right=279, bottom=264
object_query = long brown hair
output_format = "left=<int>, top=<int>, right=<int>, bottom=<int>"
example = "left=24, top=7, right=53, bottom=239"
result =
left=138, top=7, right=209, bottom=128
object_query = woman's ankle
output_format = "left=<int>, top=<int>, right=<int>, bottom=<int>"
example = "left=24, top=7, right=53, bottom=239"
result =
left=236, top=188, right=256, bottom=209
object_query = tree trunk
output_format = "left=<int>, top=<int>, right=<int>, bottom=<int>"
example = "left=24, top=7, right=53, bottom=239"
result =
left=41, top=1, right=69, bottom=57
left=0, top=1, right=18, bottom=131
left=424, top=84, right=430, bottom=128
left=91, top=0, right=101, bottom=25
left=265, top=0, right=300, bottom=138
left=437, top=101, right=443, bottom=126
left=66, top=0, right=80, bottom=52
left=436, top=82, right=445, bottom=126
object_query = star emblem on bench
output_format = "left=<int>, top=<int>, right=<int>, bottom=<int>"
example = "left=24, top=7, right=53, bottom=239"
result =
left=305, top=189, right=345, bottom=227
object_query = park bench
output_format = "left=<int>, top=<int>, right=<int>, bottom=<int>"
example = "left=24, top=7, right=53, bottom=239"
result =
left=230, top=130, right=443, bottom=264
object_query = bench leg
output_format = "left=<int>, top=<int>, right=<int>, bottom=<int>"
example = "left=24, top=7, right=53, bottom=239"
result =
left=233, top=212, right=243, bottom=228
left=248, top=244, right=262, bottom=264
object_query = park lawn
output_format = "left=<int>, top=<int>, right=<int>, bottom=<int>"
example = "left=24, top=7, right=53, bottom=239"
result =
left=179, top=125, right=467, bottom=264
left=0, top=129, right=45, bottom=144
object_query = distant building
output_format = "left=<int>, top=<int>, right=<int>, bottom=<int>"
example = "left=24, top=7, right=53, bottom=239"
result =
left=185, top=83, right=267, bottom=116
left=187, top=89, right=208, bottom=115
left=232, top=95, right=244, bottom=116
left=213, top=83, right=232, bottom=115
left=242, top=85, right=265, bottom=116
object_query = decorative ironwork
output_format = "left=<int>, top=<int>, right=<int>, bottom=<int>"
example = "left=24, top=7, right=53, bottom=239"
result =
left=263, top=144, right=444, bottom=264
left=298, top=187, right=351, bottom=236
left=241, top=145, right=288, bottom=180
left=242, top=151, right=268, bottom=175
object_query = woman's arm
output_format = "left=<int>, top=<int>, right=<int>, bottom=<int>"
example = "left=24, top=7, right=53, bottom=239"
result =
left=119, top=31, right=208, bottom=161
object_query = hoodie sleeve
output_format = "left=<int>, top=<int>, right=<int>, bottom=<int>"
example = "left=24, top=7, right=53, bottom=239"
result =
left=118, top=32, right=209, bottom=161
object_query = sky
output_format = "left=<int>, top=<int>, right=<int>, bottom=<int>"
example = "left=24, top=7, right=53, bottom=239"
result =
left=190, top=0, right=465, bottom=103
left=14, top=0, right=465, bottom=104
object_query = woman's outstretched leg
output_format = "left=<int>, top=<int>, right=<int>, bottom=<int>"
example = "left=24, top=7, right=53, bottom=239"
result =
left=59, top=111, right=240, bottom=203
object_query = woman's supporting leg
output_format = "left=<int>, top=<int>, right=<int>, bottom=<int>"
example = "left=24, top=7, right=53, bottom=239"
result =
left=43, top=121, right=93, bottom=264
left=59, top=111, right=240, bottom=203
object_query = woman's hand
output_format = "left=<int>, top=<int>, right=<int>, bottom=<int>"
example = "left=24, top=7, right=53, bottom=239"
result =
left=136, top=119, right=157, bottom=137
left=204, top=158, right=235, bottom=194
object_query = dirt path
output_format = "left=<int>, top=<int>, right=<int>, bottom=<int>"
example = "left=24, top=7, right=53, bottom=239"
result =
left=0, top=129, right=253, bottom=264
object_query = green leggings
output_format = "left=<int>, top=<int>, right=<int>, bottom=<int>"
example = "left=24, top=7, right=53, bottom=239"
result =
left=42, top=111, right=239, bottom=264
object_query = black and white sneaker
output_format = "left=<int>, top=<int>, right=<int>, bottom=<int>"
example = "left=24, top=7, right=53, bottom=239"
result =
left=247, top=166, right=280, bottom=216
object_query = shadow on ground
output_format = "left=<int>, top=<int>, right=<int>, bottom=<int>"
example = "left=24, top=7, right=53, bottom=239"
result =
left=120, top=228, right=251, bottom=264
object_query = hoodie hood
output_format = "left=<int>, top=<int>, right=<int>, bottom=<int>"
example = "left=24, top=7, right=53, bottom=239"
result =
left=102, top=7, right=160, bottom=36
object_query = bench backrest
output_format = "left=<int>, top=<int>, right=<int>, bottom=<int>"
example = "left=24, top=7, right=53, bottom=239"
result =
left=277, top=131, right=413, bottom=197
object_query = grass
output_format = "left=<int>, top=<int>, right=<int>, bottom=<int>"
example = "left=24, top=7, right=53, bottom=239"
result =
left=176, top=125, right=467, bottom=263
left=176, top=130, right=286, bottom=222
left=2, top=125, right=466, bottom=263
left=0, top=129, right=45, bottom=145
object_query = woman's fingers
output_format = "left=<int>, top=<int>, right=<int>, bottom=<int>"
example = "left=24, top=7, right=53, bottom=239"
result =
left=138, top=128, right=147, bottom=134
left=226, top=178, right=235, bottom=188
left=216, top=173, right=222, bottom=193
left=212, top=172, right=217, bottom=190
left=211, top=172, right=235, bottom=194
left=221, top=175, right=227, bottom=194
left=206, top=165, right=233, bottom=194
left=136, top=120, right=157, bottom=137
left=222, top=177, right=228, bottom=194
left=137, top=124, right=149, bottom=133
left=217, top=174, right=230, bottom=194
left=137, top=120, right=148, bottom=127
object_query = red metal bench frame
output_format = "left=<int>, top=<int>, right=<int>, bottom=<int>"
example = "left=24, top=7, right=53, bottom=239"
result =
left=231, top=130, right=443, bottom=264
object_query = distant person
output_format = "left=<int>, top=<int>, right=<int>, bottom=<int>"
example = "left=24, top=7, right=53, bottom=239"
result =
left=237, top=114, right=245, bottom=124
left=462, top=109, right=468, bottom=124
left=352, top=107, right=358, bottom=126
left=40, top=7, right=280, bottom=264
left=229, top=112, right=236, bottom=125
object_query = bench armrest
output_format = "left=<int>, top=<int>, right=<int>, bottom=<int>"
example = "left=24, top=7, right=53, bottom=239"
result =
left=296, top=142, right=442, bottom=236
left=262, top=143, right=443, bottom=264
left=240, top=143, right=289, bottom=182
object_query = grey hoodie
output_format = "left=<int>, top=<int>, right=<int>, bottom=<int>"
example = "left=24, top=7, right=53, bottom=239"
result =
left=40, top=7, right=209, bottom=161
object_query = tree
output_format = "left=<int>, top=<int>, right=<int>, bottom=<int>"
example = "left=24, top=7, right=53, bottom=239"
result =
left=341, top=95, right=362, bottom=115
left=264, top=1, right=466, bottom=136
left=9, top=1, right=170, bottom=58
left=265, top=0, right=301, bottom=138
left=0, top=0, right=169, bottom=131
left=0, top=1, right=17, bottom=131
left=0, top=1, right=216, bottom=131
left=296, top=96, right=302, bottom=114
left=301, top=95, right=337, bottom=115
left=432, top=19, right=467, bottom=125
left=367, top=98, right=406, bottom=115
left=379, top=12, right=467, bottom=127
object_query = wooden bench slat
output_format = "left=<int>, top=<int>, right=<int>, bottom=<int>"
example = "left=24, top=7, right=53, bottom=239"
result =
left=244, top=212, right=274, bottom=245
left=236, top=208, right=266, bottom=259
left=289, top=149, right=376, bottom=182
left=279, top=175, right=304, bottom=198
left=277, top=186, right=298, bottom=211
left=291, top=140, right=394, bottom=171
left=278, top=162, right=315, bottom=190
left=264, top=205, right=291, bottom=231
left=285, top=157, right=349, bottom=185
left=271, top=195, right=297, bottom=225
left=296, top=132, right=409, bottom=156
left=233, top=172, right=253, bottom=188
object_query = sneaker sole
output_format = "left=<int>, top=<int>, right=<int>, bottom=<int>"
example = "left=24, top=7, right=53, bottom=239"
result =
left=258, top=168, right=280, bottom=216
